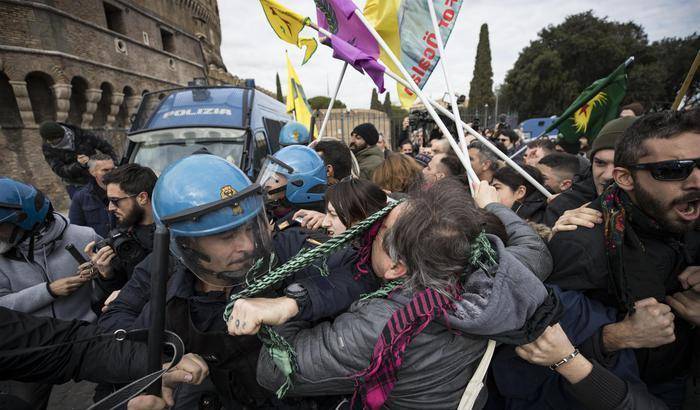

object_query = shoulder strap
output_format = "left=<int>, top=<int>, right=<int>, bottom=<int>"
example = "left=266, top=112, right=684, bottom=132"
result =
left=457, top=339, right=496, bottom=410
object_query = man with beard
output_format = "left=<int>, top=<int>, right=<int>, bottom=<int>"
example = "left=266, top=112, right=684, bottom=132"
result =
left=97, top=154, right=375, bottom=408
left=547, top=109, right=700, bottom=408
left=349, top=123, right=385, bottom=180
left=86, top=163, right=157, bottom=306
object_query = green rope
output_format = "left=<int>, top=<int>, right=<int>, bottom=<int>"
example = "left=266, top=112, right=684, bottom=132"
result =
left=360, top=279, right=404, bottom=300
left=220, top=199, right=403, bottom=399
left=258, top=325, right=298, bottom=398
left=223, top=199, right=404, bottom=320
left=469, top=231, right=498, bottom=274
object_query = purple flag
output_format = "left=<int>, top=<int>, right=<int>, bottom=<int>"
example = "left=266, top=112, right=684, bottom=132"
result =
left=314, top=0, right=386, bottom=92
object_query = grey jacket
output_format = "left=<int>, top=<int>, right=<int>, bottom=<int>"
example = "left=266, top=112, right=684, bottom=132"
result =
left=0, top=213, right=100, bottom=322
left=258, top=296, right=487, bottom=409
left=257, top=205, right=553, bottom=408
left=485, top=202, right=552, bottom=281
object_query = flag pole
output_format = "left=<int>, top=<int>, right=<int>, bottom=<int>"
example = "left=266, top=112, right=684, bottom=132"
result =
left=349, top=10, right=480, bottom=190
left=318, top=62, right=349, bottom=139
left=382, top=69, right=552, bottom=198
left=509, top=56, right=636, bottom=159
left=671, top=50, right=700, bottom=110
left=426, top=0, right=470, bottom=159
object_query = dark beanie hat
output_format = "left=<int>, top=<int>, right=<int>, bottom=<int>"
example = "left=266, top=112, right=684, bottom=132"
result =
left=352, top=123, right=379, bottom=146
left=590, top=116, right=637, bottom=159
left=39, top=121, right=65, bottom=140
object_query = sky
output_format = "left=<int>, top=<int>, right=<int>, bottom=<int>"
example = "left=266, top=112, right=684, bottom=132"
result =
left=219, top=0, right=700, bottom=109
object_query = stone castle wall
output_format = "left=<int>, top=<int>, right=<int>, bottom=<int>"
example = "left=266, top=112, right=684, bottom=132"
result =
left=0, top=0, right=240, bottom=210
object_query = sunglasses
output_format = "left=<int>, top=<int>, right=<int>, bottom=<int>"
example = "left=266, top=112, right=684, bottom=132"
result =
left=107, top=194, right=138, bottom=207
left=628, top=158, right=700, bottom=181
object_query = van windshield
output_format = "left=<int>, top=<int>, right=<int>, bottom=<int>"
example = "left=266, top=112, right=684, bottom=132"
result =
left=129, top=128, right=246, bottom=175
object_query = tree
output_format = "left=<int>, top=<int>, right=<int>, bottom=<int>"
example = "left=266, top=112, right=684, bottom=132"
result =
left=500, top=12, right=698, bottom=118
left=468, top=24, right=495, bottom=115
left=382, top=92, right=392, bottom=113
left=308, top=96, right=346, bottom=110
left=370, top=88, right=382, bottom=110
left=275, top=72, right=283, bottom=103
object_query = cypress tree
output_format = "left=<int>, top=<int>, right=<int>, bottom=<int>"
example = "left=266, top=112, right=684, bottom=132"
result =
left=275, top=73, right=283, bottom=102
left=468, top=24, right=495, bottom=115
left=370, top=88, right=381, bottom=110
left=382, top=92, right=392, bottom=114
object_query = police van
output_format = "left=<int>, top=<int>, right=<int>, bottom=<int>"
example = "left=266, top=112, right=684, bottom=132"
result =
left=123, top=81, right=291, bottom=178
left=519, top=116, right=558, bottom=141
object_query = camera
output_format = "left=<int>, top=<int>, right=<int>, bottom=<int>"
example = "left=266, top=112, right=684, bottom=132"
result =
left=408, top=110, right=432, bottom=129
left=93, top=229, right=147, bottom=266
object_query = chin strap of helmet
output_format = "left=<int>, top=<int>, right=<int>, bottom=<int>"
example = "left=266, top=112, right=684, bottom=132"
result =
left=223, top=199, right=404, bottom=398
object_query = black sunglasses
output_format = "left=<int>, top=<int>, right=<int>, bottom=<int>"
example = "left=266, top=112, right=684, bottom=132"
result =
left=628, top=158, right=700, bottom=181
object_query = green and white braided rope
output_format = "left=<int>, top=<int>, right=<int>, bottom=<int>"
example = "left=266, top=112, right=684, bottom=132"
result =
left=220, top=199, right=403, bottom=398
left=223, top=198, right=404, bottom=320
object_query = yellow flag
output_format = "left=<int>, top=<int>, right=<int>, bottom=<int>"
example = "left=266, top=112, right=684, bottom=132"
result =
left=259, top=0, right=317, bottom=64
left=285, top=54, right=316, bottom=136
left=363, top=0, right=416, bottom=108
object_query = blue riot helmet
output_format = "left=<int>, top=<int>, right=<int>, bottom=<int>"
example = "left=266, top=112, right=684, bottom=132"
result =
left=152, top=154, right=272, bottom=288
left=256, top=145, right=327, bottom=212
left=0, top=178, right=51, bottom=254
left=279, top=121, right=310, bottom=146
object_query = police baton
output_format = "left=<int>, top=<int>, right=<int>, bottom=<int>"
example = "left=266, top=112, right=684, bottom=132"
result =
left=146, top=224, right=170, bottom=395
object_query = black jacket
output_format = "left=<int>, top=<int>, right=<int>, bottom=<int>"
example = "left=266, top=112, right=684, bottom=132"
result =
left=98, top=227, right=374, bottom=408
left=547, top=198, right=700, bottom=386
left=68, top=180, right=114, bottom=237
left=543, top=169, right=598, bottom=227
left=0, top=306, right=147, bottom=385
left=514, top=192, right=548, bottom=224
left=41, top=123, right=117, bottom=186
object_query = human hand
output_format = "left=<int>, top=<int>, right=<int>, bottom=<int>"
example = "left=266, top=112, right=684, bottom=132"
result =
left=602, top=297, right=675, bottom=351
left=126, top=395, right=166, bottom=410
left=85, top=241, right=115, bottom=279
left=77, top=261, right=99, bottom=280
left=472, top=181, right=499, bottom=208
left=49, top=275, right=90, bottom=297
left=516, top=323, right=593, bottom=383
left=77, top=154, right=90, bottom=165
left=667, top=290, right=700, bottom=326
left=515, top=323, right=575, bottom=366
left=227, top=297, right=299, bottom=336
left=161, top=353, right=209, bottom=406
left=677, top=266, right=700, bottom=293
left=546, top=193, right=560, bottom=204
left=102, top=290, right=122, bottom=312
left=293, top=210, right=326, bottom=231
left=551, top=203, right=602, bottom=234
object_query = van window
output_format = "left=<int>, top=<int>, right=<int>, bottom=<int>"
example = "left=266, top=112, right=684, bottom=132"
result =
left=263, top=118, right=285, bottom=153
left=252, top=131, right=269, bottom=176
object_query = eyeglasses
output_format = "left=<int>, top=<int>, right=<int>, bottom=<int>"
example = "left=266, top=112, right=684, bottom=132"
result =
left=627, top=158, right=700, bottom=181
left=108, top=194, right=138, bottom=207
left=497, top=138, right=509, bottom=143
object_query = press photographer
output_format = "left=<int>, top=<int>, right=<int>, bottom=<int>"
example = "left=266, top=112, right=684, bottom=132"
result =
left=84, top=163, right=157, bottom=309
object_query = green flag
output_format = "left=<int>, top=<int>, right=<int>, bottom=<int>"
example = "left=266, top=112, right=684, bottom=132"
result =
left=554, top=60, right=629, bottom=143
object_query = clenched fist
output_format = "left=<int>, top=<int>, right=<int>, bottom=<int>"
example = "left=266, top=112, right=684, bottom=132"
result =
left=602, top=297, right=675, bottom=351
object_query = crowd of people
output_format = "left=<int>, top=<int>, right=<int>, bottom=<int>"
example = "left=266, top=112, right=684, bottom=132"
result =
left=0, top=103, right=698, bottom=410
